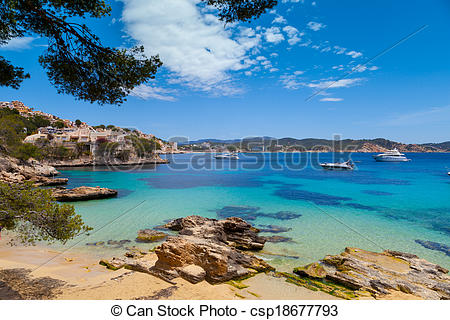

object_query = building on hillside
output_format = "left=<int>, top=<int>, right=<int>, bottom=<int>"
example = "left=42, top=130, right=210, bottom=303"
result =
left=24, top=133, right=48, bottom=143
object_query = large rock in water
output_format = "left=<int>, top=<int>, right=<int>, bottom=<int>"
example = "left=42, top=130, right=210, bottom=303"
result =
left=153, top=216, right=273, bottom=283
left=53, top=186, right=118, bottom=202
left=294, top=247, right=450, bottom=300
left=98, top=216, right=273, bottom=284
left=164, top=215, right=266, bottom=250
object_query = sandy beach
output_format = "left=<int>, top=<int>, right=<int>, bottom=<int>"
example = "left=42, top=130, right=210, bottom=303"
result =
left=0, top=241, right=340, bottom=300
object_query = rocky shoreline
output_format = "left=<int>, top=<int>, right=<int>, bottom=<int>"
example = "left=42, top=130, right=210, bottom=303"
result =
left=0, top=155, right=67, bottom=187
left=100, top=216, right=274, bottom=284
left=99, top=215, right=450, bottom=300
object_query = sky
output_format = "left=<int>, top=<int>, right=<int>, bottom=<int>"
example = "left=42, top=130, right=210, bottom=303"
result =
left=1, top=0, right=450, bottom=143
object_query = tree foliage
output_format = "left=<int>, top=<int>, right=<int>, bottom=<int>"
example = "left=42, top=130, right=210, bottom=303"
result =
left=206, top=0, right=277, bottom=23
left=0, top=182, right=92, bottom=244
left=0, top=0, right=162, bottom=105
left=0, top=0, right=276, bottom=104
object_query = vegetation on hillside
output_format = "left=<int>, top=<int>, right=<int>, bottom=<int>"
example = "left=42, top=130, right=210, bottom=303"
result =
left=0, top=107, right=49, bottom=160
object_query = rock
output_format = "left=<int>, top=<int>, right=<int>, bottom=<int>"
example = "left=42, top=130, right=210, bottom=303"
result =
left=99, top=216, right=274, bottom=284
left=263, top=236, right=293, bottom=243
left=178, top=265, right=206, bottom=284
left=294, top=262, right=327, bottom=279
left=52, top=186, right=118, bottom=202
left=136, top=229, right=168, bottom=242
left=154, top=235, right=272, bottom=283
left=99, top=257, right=129, bottom=270
left=32, top=177, right=68, bottom=187
left=164, top=215, right=266, bottom=251
left=294, top=247, right=450, bottom=300
left=258, top=224, right=292, bottom=233
left=0, top=154, right=61, bottom=185
left=125, top=247, right=148, bottom=259
left=85, top=241, right=105, bottom=246
left=154, top=216, right=273, bottom=283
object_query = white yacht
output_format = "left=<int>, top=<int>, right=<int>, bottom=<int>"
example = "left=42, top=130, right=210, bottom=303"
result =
left=373, top=149, right=410, bottom=162
left=320, top=160, right=354, bottom=170
left=214, top=152, right=239, bottom=160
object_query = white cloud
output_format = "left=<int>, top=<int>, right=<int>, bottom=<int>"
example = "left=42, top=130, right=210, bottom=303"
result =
left=121, top=0, right=258, bottom=95
left=264, top=27, right=285, bottom=44
left=333, top=46, right=346, bottom=55
left=320, top=97, right=343, bottom=102
left=346, top=50, right=363, bottom=58
left=131, top=84, right=177, bottom=101
left=280, top=75, right=300, bottom=90
left=294, top=70, right=304, bottom=75
left=306, top=78, right=364, bottom=89
left=272, top=15, right=287, bottom=24
left=307, top=21, right=326, bottom=31
left=0, top=37, right=36, bottom=51
left=283, top=26, right=303, bottom=45
left=269, top=68, right=279, bottom=73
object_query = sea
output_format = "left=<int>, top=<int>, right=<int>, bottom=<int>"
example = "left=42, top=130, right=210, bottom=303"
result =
left=56, top=152, right=450, bottom=271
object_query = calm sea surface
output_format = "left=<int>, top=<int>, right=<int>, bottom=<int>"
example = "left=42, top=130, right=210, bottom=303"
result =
left=57, top=153, right=450, bottom=271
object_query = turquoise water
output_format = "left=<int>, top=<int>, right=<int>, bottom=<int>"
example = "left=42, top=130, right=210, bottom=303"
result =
left=57, top=153, right=450, bottom=271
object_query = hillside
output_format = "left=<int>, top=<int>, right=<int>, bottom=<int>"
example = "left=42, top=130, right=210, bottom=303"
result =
left=0, top=101, right=175, bottom=165
left=181, top=137, right=449, bottom=152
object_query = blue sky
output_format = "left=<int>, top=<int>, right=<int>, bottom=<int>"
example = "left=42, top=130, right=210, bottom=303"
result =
left=1, top=0, right=449, bottom=143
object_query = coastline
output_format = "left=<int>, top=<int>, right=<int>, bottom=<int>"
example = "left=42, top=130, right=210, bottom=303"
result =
left=0, top=242, right=340, bottom=300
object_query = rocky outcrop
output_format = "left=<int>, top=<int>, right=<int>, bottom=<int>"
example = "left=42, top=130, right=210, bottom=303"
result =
left=136, top=229, right=168, bottom=242
left=164, top=215, right=266, bottom=251
left=0, top=155, right=63, bottom=186
left=99, top=216, right=274, bottom=284
left=52, top=186, right=117, bottom=202
left=293, top=247, right=450, bottom=300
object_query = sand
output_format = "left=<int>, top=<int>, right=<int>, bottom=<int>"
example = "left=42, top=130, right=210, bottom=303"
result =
left=0, top=243, right=339, bottom=300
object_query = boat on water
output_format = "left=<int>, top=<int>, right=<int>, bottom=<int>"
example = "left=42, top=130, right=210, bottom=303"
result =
left=320, top=160, right=354, bottom=170
left=214, top=152, right=239, bottom=160
left=373, top=149, right=410, bottom=162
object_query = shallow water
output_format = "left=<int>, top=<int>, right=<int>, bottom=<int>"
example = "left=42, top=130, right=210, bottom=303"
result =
left=56, top=153, right=450, bottom=271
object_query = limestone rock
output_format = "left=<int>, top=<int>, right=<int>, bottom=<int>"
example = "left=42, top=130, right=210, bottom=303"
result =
left=178, top=265, right=206, bottom=284
left=52, top=186, right=117, bottom=202
left=154, top=235, right=272, bottom=283
left=294, top=262, right=327, bottom=279
left=136, top=229, right=168, bottom=242
left=164, top=215, right=266, bottom=251
left=0, top=154, right=61, bottom=185
left=294, top=247, right=450, bottom=300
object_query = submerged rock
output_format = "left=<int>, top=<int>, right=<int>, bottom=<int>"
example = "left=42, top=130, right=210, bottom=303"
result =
left=263, top=235, right=293, bottom=243
left=136, top=230, right=168, bottom=243
left=294, top=247, right=450, bottom=300
left=258, top=224, right=292, bottom=233
left=52, top=186, right=117, bottom=202
left=415, top=239, right=450, bottom=257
